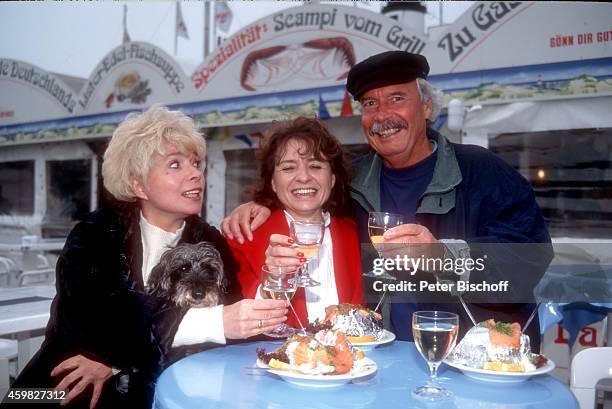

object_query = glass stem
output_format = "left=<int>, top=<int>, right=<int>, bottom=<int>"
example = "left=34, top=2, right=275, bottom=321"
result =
left=288, top=301, right=306, bottom=332
left=301, top=260, right=310, bottom=278
left=429, top=362, right=439, bottom=384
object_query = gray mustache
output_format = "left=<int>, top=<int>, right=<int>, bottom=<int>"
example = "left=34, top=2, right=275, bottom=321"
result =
left=369, top=119, right=408, bottom=136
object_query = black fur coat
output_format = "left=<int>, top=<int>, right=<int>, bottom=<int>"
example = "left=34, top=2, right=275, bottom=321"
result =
left=10, top=203, right=241, bottom=408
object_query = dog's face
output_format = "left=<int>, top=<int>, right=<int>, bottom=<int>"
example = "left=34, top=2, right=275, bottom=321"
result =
left=147, top=242, right=224, bottom=308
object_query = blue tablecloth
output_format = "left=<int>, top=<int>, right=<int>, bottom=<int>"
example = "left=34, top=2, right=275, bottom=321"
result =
left=539, top=302, right=612, bottom=346
left=153, top=341, right=578, bottom=409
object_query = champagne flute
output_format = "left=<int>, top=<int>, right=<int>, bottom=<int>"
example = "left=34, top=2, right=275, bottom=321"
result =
left=261, top=265, right=300, bottom=338
left=289, top=221, right=325, bottom=287
left=412, top=311, right=459, bottom=400
left=366, top=211, right=404, bottom=280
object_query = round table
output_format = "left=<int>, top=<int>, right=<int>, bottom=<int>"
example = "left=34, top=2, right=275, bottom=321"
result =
left=154, top=341, right=578, bottom=409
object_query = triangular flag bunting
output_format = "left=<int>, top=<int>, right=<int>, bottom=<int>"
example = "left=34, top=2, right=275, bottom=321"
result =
left=318, top=95, right=330, bottom=120
left=221, top=127, right=231, bottom=141
left=234, top=134, right=253, bottom=147
left=340, top=91, right=354, bottom=117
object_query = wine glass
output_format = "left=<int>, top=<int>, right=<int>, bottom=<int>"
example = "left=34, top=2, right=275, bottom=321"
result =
left=366, top=211, right=404, bottom=280
left=261, top=265, right=300, bottom=338
left=412, top=311, right=459, bottom=401
left=289, top=221, right=325, bottom=287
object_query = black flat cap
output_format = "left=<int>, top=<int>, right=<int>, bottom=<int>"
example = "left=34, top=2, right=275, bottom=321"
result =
left=346, top=51, right=430, bottom=100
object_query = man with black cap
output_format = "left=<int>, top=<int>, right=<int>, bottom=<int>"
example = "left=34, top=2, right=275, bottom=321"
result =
left=345, top=50, right=553, bottom=345
left=223, top=50, right=553, bottom=347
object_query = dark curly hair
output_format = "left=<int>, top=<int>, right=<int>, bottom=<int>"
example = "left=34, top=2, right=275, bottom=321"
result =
left=252, top=117, right=351, bottom=216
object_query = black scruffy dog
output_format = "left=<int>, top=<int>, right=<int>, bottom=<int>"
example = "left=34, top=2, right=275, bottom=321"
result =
left=147, top=242, right=225, bottom=308
left=147, top=242, right=227, bottom=366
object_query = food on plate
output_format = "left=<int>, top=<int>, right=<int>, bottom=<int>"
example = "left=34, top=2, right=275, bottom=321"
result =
left=448, top=319, right=549, bottom=373
left=256, top=329, right=364, bottom=375
left=486, top=320, right=521, bottom=349
left=321, top=304, right=384, bottom=343
left=482, top=361, right=524, bottom=372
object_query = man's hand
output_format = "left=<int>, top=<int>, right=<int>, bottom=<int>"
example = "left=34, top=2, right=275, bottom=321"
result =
left=221, top=202, right=271, bottom=243
left=379, top=223, right=444, bottom=265
left=222, top=299, right=288, bottom=338
left=265, top=234, right=306, bottom=268
left=51, top=354, right=113, bottom=409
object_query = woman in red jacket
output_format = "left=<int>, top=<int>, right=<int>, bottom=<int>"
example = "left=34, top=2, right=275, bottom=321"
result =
left=228, top=117, right=362, bottom=328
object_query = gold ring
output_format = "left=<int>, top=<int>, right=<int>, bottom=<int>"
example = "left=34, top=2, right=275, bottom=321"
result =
left=257, top=319, right=263, bottom=329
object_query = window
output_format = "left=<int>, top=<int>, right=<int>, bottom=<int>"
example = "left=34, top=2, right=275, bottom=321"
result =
left=45, top=159, right=92, bottom=237
left=490, top=128, right=612, bottom=238
left=224, top=149, right=257, bottom=216
left=0, top=161, right=34, bottom=215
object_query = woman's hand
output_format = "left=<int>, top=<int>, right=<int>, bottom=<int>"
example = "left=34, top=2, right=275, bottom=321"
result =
left=221, top=202, right=271, bottom=243
left=51, top=354, right=113, bottom=409
left=222, top=299, right=289, bottom=338
left=265, top=234, right=306, bottom=268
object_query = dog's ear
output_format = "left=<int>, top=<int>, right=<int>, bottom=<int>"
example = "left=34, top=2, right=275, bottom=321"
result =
left=148, top=256, right=170, bottom=297
left=196, top=242, right=225, bottom=286
left=220, top=277, right=229, bottom=294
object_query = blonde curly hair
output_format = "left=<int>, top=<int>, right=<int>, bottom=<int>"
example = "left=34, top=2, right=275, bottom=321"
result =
left=102, top=105, right=206, bottom=202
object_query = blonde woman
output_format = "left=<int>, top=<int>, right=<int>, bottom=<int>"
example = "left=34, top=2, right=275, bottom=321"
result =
left=12, top=106, right=288, bottom=409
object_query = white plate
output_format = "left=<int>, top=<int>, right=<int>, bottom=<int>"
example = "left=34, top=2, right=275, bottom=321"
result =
left=256, top=357, right=377, bottom=388
left=444, top=357, right=555, bottom=383
left=349, top=329, right=396, bottom=351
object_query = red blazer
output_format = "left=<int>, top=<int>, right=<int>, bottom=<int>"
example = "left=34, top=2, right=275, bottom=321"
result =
left=228, top=209, right=363, bottom=327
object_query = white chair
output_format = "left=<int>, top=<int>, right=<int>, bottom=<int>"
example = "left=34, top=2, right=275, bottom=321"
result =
left=17, top=253, right=56, bottom=286
left=0, top=257, right=17, bottom=286
left=0, top=339, right=17, bottom=400
left=18, top=268, right=55, bottom=286
left=571, top=347, right=612, bottom=409
left=35, top=254, right=50, bottom=269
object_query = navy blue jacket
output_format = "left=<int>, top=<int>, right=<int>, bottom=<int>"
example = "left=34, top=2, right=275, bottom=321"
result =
left=350, top=129, right=553, bottom=346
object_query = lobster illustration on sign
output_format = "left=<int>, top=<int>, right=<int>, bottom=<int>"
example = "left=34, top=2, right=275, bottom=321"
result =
left=240, top=37, right=356, bottom=91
